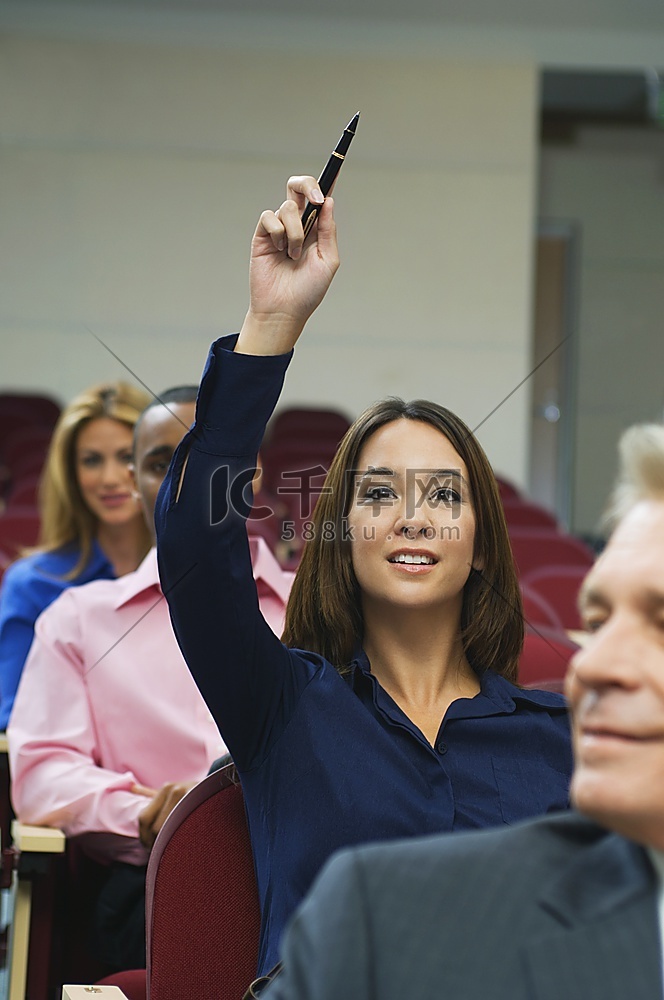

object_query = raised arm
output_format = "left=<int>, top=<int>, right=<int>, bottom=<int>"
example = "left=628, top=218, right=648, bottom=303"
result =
left=156, top=177, right=339, bottom=770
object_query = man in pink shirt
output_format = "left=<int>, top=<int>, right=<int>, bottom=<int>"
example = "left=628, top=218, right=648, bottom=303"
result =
left=8, top=385, right=293, bottom=970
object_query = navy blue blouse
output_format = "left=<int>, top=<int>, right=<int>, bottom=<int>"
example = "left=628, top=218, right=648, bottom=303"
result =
left=156, top=335, right=573, bottom=975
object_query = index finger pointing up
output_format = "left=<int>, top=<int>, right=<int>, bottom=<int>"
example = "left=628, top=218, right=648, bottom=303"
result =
left=286, top=175, right=325, bottom=214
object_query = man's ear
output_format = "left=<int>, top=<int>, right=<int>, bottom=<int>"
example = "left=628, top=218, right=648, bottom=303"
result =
left=252, top=453, right=264, bottom=493
left=128, top=462, right=140, bottom=501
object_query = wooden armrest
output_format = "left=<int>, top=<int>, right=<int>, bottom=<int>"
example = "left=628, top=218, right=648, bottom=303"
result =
left=12, top=820, right=66, bottom=853
left=63, top=988, right=129, bottom=999
left=8, top=823, right=67, bottom=1000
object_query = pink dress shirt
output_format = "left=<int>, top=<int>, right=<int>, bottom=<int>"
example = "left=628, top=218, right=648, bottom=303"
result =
left=8, top=540, right=293, bottom=864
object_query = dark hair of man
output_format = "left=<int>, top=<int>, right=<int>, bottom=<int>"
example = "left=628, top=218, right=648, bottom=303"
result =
left=282, top=397, right=524, bottom=682
left=133, top=386, right=199, bottom=455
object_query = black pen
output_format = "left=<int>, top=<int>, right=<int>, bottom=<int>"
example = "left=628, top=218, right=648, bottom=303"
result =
left=301, top=112, right=360, bottom=239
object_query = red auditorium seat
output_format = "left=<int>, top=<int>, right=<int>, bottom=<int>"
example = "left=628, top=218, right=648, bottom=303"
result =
left=518, top=626, right=580, bottom=687
left=523, top=564, right=589, bottom=631
left=520, top=583, right=563, bottom=629
left=260, top=442, right=333, bottom=515
left=509, top=528, right=594, bottom=578
left=267, top=406, right=351, bottom=446
left=247, top=511, right=284, bottom=552
left=502, top=500, right=559, bottom=531
left=6, top=473, right=41, bottom=509
left=494, top=475, right=521, bottom=501
left=0, top=393, right=60, bottom=429
left=2, top=426, right=52, bottom=477
left=0, top=545, right=11, bottom=577
left=95, top=970, right=146, bottom=999
left=87, top=766, right=261, bottom=1000
left=0, top=507, right=40, bottom=556
left=145, top=763, right=260, bottom=1000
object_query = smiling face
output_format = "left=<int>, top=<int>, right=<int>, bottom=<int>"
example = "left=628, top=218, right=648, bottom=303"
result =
left=566, top=499, right=664, bottom=850
left=75, top=417, right=140, bottom=528
left=132, top=400, right=196, bottom=541
left=346, top=419, right=477, bottom=618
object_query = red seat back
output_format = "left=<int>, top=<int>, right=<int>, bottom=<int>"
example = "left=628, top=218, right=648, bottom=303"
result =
left=267, top=407, right=351, bottom=447
left=96, top=969, right=147, bottom=999
left=0, top=545, right=11, bottom=584
left=520, top=583, right=563, bottom=629
left=518, top=626, right=580, bottom=687
left=0, top=393, right=61, bottom=429
left=503, top=500, right=559, bottom=530
left=524, top=564, right=589, bottom=631
left=2, top=426, right=53, bottom=474
left=260, top=441, right=335, bottom=509
left=0, top=507, right=41, bottom=555
left=509, top=528, right=594, bottom=578
left=494, top=475, right=521, bottom=501
left=6, top=473, right=42, bottom=509
left=146, top=765, right=260, bottom=1000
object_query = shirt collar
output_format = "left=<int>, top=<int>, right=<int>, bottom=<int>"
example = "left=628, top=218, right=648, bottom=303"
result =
left=348, top=652, right=566, bottom=715
left=113, top=547, right=160, bottom=609
left=474, top=669, right=568, bottom=714
left=113, top=537, right=292, bottom=611
left=248, top=534, right=294, bottom=603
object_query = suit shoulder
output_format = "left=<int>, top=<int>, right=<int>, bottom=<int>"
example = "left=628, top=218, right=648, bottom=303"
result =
left=350, top=812, right=609, bottom=887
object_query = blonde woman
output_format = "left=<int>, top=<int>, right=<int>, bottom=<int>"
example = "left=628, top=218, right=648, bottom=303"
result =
left=0, top=382, right=151, bottom=727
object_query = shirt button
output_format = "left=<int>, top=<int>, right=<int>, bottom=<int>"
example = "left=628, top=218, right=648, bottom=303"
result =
left=437, top=741, right=448, bottom=755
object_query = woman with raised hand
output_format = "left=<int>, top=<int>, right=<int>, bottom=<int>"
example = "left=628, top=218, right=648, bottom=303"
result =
left=156, top=176, right=572, bottom=977
left=0, top=382, right=151, bottom=727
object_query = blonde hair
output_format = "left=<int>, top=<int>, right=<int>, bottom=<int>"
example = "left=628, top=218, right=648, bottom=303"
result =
left=36, top=381, right=152, bottom=578
left=602, top=423, right=664, bottom=534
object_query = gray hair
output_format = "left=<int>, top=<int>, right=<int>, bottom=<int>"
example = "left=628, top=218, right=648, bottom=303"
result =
left=602, top=424, right=664, bottom=533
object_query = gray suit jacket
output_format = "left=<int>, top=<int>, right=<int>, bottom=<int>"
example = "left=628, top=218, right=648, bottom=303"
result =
left=265, top=811, right=661, bottom=1000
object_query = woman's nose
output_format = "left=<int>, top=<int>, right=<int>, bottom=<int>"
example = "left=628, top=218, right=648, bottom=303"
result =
left=101, top=458, right=128, bottom=486
left=393, top=505, right=435, bottom=541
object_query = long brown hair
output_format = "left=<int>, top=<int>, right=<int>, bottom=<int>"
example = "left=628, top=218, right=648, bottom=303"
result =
left=282, top=398, right=523, bottom=682
left=36, top=381, right=151, bottom=578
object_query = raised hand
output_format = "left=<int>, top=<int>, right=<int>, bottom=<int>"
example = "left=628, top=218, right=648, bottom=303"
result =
left=237, top=175, right=340, bottom=356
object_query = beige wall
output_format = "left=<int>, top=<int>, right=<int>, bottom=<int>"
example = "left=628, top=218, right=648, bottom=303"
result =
left=0, top=34, right=538, bottom=485
left=539, top=126, right=664, bottom=534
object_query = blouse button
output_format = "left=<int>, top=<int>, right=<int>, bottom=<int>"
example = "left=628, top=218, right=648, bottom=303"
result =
left=437, top=741, right=448, bottom=755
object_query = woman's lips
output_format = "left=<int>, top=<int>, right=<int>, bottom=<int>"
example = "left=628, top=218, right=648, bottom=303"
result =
left=387, top=549, right=438, bottom=574
left=99, top=494, right=132, bottom=508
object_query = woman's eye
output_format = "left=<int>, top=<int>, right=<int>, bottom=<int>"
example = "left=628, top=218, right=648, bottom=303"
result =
left=430, top=487, right=461, bottom=505
left=120, top=452, right=133, bottom=465
left=80, top=454, right=101, bottom=468
left=362, top=485, right=396, bottom=503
